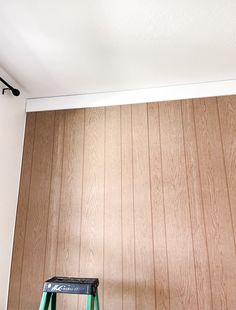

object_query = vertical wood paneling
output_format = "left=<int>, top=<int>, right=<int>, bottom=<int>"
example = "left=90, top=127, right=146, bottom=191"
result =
left=104, top=106, right=122, bottom=309
left=159, top=101, right=198, bottom=309
left=43, top=111, right=65, bottom=280
left=56, top=109, right=85, bottom=308
left=181, top=100, right=212, bottom=309
left=194, top=97, right=236, bottom=308
left=147, top=103, right=170, bottom=310
left=7, top=113, right=36, bottom=310
left=132, top=103, right=156, bottom=310
left=79, top=107, right=105, bottom=309
left=9, top=96, right=236, bottom=310
left=121, top=105, right=136, bottom=310
left=218, top=96, right=236, bottom=241
left=19, top=111, right=55, bottom=309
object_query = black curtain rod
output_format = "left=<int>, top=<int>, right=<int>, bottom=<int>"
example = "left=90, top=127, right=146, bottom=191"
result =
left=0, top=77, right=20, bottom=96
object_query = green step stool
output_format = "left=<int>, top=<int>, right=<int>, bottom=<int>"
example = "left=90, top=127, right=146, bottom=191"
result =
left=39, top=277, right=99, bottom=310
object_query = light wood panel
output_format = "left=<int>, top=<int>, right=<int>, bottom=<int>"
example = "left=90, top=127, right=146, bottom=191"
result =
left=19, top=111, right=55, bottom=309
left=147, top=103, right=170, bottom=309
left=121, top=105, right=136, bottom=309
left=159, top=100, right=198, bottom=309
left=43, top=111, right=65, bottom=280
left=9, top=96, right=236, bottom=309
left=56, top=109, right=85, bottom=308
left=104, top=106, right=122, bottom=309
left=217, top=96, right=236, bottom=243
left=79, top=107, right=105, bottom=309
left=181, top=100, right=212, bottom=309
left=194, top=97, right=236, bottom=309
left=8, top=113, right=36, bottom=310
left=132, top=104, right=156, bottom=309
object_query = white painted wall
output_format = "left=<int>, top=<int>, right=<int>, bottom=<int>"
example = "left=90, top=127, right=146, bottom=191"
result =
left=0, top=90, right=26, bottom=309
left=2, top=0, right=236, bottom=98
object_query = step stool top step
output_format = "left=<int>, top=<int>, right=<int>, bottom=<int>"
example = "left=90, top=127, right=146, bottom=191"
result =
left=43, top=277, right=99, bottom=296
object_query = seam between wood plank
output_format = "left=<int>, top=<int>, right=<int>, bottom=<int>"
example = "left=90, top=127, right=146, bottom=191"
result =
left=120, top=106, right=124, bottom=310
left=55, top=112, right=66, bottom=274
left=103, top=107, right=106, bottom=308
left=131, top=105, right=137, bottom=310
left=216, top=97, right=236, bottom=255
left=146, top=103, right=157, bottom=310
left=192, top=100, right=214, bottom=308
left=180, top=101, right=199, bottom=310
left=42, top=112, right=56, bottom=281
left=77, top=109, right=86, bottom=309
left=158, top=103, right=171, bottom=310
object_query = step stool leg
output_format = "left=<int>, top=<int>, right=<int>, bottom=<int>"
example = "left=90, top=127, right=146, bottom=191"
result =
left=39, top=292, right=52, bottom=310
left=86, top=295, right=95, bottom=310
left=49, top=293, right=57, bottom=310
left=94, top=291, right=100, bottom=310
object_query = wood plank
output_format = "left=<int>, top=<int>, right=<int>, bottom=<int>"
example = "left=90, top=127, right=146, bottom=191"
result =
left=10, top=98, right=236, bottom=309
left=7, top=113, right=36, bottom=310
left=121, top=105, right=136, bottom=310
left=43, top=111, right=65, bottom=280
left=56, top=109, right=85, bottom=309
left=159, top=100, right=198, bottom=309
left=217, top=95, right=236, bottom=241
left=147, top=102, right=170, bottom=310
left=78, top=107, right=105, bottom=309
left=181, top=100, right=212, bottom=309
left=132, top=103, right=156, bottom=310
left=104, top=106, right=122, bottom=310
left=19, top=111, right=55, bottom=309
left=194, top=97, right=236, bottom=308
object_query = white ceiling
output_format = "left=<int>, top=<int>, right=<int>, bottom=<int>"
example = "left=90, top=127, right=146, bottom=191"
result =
left=1, top=0, right=236, bottom=98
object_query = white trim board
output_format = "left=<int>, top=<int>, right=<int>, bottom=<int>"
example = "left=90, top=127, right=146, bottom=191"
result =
left=26, top=79, right=236, bottom=112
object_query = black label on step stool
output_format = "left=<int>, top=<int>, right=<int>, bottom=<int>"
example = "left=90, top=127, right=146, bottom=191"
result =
left=45, top=283, right=88, bottom=294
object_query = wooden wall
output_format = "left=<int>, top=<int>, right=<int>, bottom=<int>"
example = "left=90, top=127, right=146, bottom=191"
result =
left=8, top=96, right=236, bottom=309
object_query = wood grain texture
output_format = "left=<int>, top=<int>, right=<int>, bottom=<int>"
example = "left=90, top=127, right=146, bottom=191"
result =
left=19, top=111, right=55, bottom=309
left=181, top=100, right=212, bottom=310
left=121, top=105, right=136, bottom=310
left=194, top=97, right=236, bottom=309
left=56, top=109, right=85, bottom=308
left=43, top=111, right=65, bottom=280
left=159, top=100, right=198, bottom=309
left=78, top=107, right=105, bottom=309
left=7, top=113, right=36, bottom=310
left=217, top=96, right=236, bottom=243
left=104, top=106, right=122, bottom=309
left=147, top=103, right=170, bottom=310
left=132, top=103, right=156, bottom=310
left=8, top=96, right=236, bottom=310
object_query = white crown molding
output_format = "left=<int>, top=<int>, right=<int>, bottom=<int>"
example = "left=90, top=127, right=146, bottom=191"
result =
left=26, top=79, right=236, bottom=112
